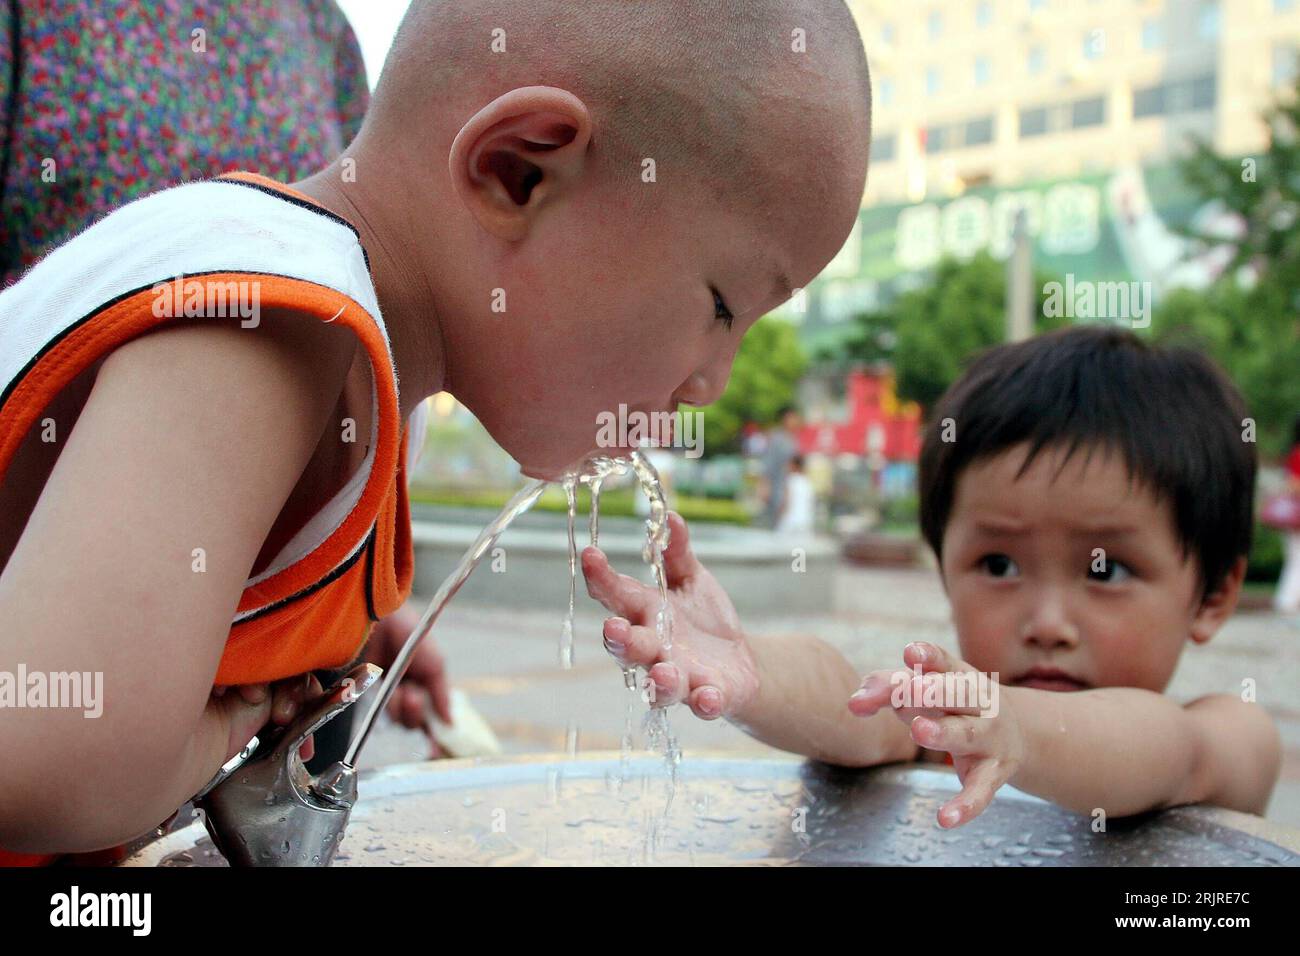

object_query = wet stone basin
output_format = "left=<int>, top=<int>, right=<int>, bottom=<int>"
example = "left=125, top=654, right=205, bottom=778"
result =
left=127, top=754, right=1300, bottom=867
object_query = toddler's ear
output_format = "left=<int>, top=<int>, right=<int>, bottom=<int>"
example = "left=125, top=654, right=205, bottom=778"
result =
left=1189, top=555, right=1247, bottom=645
left=448, top=86, right=593, bottom=242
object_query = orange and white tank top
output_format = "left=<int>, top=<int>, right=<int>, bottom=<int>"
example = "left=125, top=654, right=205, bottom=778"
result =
left=0, top=171, right=415, bottom=688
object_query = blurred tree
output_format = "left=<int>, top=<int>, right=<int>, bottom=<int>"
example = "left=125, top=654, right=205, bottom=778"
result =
left=700, top=316, right=807, bottom=454
left=1153, top=80, right=1300, bottom=454
left=838, top=252, right=1067, bottom=412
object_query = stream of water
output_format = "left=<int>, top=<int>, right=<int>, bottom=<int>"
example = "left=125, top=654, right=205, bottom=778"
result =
left=345, top=479, right=548, bottom=765
left=347, top=450, right=682, bottom=855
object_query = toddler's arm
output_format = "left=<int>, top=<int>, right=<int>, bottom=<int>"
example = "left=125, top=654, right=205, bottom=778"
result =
left=852, top=642, right=1281, bottom=826
left=0, top=311, right=355, bottom=853
left=1009, top=684, right=1280, bottom=819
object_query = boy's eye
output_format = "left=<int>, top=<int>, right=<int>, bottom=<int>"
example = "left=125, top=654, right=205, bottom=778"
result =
left=1088, top=558, right=1133, bottom=584
left=979, top=553, right=1020, bottom=578
left=712, top=287, right=735, bottom=331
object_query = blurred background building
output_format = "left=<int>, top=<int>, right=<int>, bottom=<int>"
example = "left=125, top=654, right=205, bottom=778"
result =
left=783, top=0, right=1300, bottom=349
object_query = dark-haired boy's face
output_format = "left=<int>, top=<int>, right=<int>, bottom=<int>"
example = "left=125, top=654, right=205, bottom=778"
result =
left=939, top=442, right=1223, bottom=694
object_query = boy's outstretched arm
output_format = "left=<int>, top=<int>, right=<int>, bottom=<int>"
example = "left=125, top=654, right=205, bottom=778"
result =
left=852, top=642, right=1281, bottom=826
left=0, top=311, right=355, bottom=853
left=1010, top=685, right=1281, bottom=819
left=735, top=631, right=918, bottom=767
left=581, top=512, right=915, bottom=768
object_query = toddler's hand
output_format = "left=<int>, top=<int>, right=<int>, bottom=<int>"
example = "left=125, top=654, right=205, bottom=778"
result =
left=848, top=641, right=1024, bottom=828
left=365, top=603, right=453, bottom=758
left=582, top=511, right=758, bottom=720
left=211, top=673, right=323, bottom=763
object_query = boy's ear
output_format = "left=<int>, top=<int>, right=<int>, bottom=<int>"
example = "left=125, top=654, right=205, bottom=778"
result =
left=448, top=86, right=593, bottom=242
left=1189, top=555, right=1246, bottom=645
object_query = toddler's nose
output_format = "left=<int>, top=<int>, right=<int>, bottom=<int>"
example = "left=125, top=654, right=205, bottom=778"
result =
left=1021, top=590, right=1080, bottom=649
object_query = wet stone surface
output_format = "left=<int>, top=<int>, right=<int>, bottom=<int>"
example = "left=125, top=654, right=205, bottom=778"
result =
left=145, top=758, right=1299, bottom=867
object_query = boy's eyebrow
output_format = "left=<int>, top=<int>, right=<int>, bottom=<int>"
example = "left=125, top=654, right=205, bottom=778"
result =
left=1066, top=523, right=1141, bottom=537
left=973, top=519, right=1029, bottom=535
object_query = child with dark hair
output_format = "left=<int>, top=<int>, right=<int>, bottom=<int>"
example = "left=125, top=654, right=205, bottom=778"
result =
left=585, top=325, right=1281, bottom=828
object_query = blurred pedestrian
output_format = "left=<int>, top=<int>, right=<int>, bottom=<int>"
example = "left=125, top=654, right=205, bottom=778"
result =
left=775, top=455, right=816, bottom=534
left=761, top=405, right=802, bottom=528
left=1272, top=415, right=1300, bottom=616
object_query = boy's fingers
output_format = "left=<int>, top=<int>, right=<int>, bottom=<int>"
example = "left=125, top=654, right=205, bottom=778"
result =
left=213, top=689, right=273, bottom=763
left=406, top=640, right=453, bottom=725
left=602, top=617, right=661, bottom=668
left=938, top=759, right=1004, bottom=828
left=270, top=674, right=308, bottom=725
left=237, top=683, right=269, bottom=706
left=909, top=715, right=989, bottom=755
left=662, top=512, right=701, bottom=586
left=582, top=547, right=654, bottom=623
left=647, top=661, right=686, bottom=707
left=688, top=684, right=725, bottom=720
left=847, top=670, right=897, bottom=716
left=396, top=685, right=432, bottom=731
left=894, top=672, right=986, bottom=717
left=904, top=642, right=974, bottom=675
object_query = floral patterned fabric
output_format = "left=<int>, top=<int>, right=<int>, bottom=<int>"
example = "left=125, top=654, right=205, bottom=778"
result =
left=0, top=0, right=369, bottom=286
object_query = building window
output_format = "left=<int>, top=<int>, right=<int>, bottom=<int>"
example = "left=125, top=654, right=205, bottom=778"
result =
left=1275, top=45, right=1299, bottom=86
left=1190, top=74, right=1217, bottom=109
left=1028, top=45, right=1046, bottom=75
left=929, top=10, right=944, bottom=39
left=965, top=116, right=995, bottom=146
left=1071, top=96, right=1107, bottom=128
left=879, top=77, right=895, bottom=107
left=871, top=134, right=897, bottom=162
left=977, top=1, right=994, bottom=27
left=924, top=126, right=949, bottom=153
left=1141, top=19, right=1164, bottom=50
left=1082, top=30, right=1105, bottom=60
left=1133, top=74, right=1218, bottom=115
left=1133, top=84, right=1167, bottom=117
left=1029, top=0, right=1048, bottom=11
left=1276, top=0, right=1296, bottom=13
left=926, top=67, right=942, bottom=96
left=1198, top=2, right=1220, bottom=39
left=1020, top=106, right=1049, bottom=137
left=974, top=56, right=992, bottom=87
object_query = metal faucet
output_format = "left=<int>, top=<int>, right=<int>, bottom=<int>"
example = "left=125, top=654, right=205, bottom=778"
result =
left=193, top=663, right=381, bottom=867
left=192, top=479, right=550, bottom=866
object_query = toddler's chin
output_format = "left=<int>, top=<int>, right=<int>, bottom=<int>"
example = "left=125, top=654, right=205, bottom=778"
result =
left=519, top=463, right=564, bottom=482
left=521, top=445, right=640, bottom=482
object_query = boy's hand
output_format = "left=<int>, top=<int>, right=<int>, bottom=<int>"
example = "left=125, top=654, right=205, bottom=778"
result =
left=365, top=604, right=453, bottom=758
left=848, top=641, right=1025, bottom=828
left=210, top=673, right=324, bottom=764
left=581, top=512, right=758, bottom=720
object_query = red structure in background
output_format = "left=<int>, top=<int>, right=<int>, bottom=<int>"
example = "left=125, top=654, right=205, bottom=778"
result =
left=796, top=366, right=923, bottom=461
